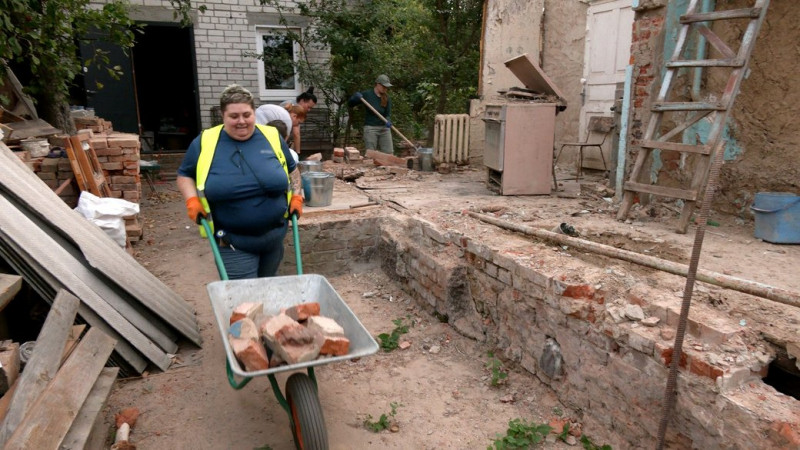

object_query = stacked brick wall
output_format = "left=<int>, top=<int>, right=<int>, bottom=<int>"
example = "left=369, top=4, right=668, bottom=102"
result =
left=22, top=117, right=144, bottom=246
left=376, top=214, right=799, bottom=449
left=18, top=153, right=81, bottom=208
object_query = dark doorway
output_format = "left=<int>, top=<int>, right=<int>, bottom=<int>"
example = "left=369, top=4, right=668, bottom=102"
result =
left=132, top=23, right=200, bottom=152
left=78, top=23, right=199, bottom=151
left=78, top=30, right=138, bottom=133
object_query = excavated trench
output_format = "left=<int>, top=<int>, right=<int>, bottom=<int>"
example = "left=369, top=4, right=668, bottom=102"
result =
left=286, top=210, right=800, bottom=449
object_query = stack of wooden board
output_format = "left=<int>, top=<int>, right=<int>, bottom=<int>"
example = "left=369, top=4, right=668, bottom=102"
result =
left=0, top=140, right=201, bottom=375
left=0, top=291, right=116, bottom=449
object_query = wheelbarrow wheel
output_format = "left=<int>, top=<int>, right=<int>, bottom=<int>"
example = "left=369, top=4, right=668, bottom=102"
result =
left=286, top=373, right=328, bottom=450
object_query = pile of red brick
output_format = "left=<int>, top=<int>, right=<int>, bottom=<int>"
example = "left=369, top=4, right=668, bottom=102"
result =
left=227, top=302, right=350, bottom=372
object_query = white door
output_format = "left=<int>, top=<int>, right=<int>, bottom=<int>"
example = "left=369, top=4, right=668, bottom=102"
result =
left=580, top=0, right=633, bottom=170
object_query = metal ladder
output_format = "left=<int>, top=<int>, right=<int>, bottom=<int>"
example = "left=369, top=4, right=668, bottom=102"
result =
left=617, top=0, right=771, bottom=233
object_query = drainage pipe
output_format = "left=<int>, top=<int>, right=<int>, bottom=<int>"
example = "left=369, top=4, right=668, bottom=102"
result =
left=466, top=211, right=800, bottom=309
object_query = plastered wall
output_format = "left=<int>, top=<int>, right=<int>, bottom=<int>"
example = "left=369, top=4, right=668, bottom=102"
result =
left=628, top=0, right=800, bottom=215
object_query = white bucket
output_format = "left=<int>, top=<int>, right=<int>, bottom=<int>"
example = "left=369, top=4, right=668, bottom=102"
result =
left=21, top=138, right=50, bottom=158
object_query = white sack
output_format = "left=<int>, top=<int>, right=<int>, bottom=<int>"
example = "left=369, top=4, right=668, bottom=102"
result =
left=74, top=191, right=140, bottom=247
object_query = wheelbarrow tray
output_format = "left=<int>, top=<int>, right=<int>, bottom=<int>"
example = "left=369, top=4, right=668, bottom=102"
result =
left=207, top=274, right=379, bottom=378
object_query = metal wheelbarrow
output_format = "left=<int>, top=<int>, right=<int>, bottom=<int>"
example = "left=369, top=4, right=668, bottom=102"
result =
left=201, top=216, right=379, bottom=449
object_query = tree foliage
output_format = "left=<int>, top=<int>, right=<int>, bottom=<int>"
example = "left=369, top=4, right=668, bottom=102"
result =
left=259, top=0, right=483, bottom=146
left=0, top=0, right=138, bottom=132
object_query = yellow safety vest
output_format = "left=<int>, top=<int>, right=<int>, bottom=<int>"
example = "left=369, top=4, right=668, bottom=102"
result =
left=195, top=124, right=290, bottom=237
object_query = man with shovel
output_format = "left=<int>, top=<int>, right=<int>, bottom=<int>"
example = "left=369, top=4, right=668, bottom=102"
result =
left=348, top=74, right=394, bottom=154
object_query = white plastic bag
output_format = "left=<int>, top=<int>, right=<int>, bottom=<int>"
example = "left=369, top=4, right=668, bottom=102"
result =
left=74, top=191, right=140, bottom=247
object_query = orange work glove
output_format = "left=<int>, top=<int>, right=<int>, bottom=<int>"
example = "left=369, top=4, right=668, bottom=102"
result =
left=289, top=194, right=304, bottom=218
left=185, top=196, right=206, bottom=224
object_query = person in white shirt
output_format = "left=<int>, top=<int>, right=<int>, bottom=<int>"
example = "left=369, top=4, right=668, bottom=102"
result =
left=279, top=87, right=317, bottom=153
left=254, top=103, right=307, bottom=163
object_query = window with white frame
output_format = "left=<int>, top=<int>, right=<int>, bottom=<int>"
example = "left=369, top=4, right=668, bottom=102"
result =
left=256, top=26, right=301, bottom=100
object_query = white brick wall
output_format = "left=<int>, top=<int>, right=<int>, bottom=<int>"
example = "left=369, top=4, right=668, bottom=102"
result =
left=92, top=0, right=327, bottom=128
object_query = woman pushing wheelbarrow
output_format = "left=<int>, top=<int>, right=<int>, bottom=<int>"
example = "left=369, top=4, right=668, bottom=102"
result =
left=176, top=83, right=304, bottom=280
left=177, top=84, right=379, bottom=450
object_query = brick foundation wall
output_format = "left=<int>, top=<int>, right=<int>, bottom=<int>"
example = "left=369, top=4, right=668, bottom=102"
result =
left=268, top=210, right=797, bottom=448
left=278, top=216, right=382, bottom=277
left=376, top=214, right=799, bottom=449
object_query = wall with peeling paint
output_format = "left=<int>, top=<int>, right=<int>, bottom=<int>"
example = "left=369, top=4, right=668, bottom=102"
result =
left=472, top=0, right=587, bottom=166
left=541, top=0, right=589, bottom=144
left=481, top=0, right=546, bottom=98
left=628, top=0, right=800, bottom=216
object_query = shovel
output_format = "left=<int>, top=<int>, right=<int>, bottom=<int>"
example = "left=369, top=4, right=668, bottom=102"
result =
left=359, top=97, right=419, bottom=151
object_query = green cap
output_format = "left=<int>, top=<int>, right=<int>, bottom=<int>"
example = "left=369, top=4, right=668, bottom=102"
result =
left=376, top=74, right=392, bottom=87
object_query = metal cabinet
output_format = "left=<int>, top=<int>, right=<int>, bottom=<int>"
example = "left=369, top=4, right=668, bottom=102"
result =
left=483, top=54, right=566, bottom=196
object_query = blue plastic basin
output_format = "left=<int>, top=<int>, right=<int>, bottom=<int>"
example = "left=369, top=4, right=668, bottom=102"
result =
left=750, top=192, right=800, bottom=244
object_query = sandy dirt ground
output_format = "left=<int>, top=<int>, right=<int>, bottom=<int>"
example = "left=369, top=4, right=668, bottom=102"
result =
left=102, top=164, right=799, bottom=449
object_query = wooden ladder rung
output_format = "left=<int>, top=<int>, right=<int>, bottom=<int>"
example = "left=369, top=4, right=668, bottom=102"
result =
left=624, top=182, right=698, bottom=202
left=639, top=140, right=712, bottom=155
left=680, top=7, right=762, bottom=24
left=651, top=102, right=726, bottom=112
left=666, top=59, right=743, bottom=68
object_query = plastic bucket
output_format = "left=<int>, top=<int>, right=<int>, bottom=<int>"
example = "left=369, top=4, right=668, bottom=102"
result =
left=302, top=172, right=334, bottom=207
left=417, top=147, right=434, bottom=172
left=750, top=192, right=800, bottom=244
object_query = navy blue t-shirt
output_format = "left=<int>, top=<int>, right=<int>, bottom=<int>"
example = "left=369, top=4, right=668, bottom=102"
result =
left=178, top=127, right=297, bottom=235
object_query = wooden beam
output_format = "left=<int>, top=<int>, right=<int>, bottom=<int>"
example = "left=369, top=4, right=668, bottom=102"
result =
left=0, top=290, right=80, bottom=446
left=0, top=196, right=175, bottom=369
left=60, top=367, right=119, bottom=450
left=2, top=119, right=60, bottom=141
left=0, top=142, right=201, bottom=347
left=0, top=228, right=147, bottom=374
left=4, top=328, right=116, bottom=450
left=680, top=7, right=761, bottom=23
left=624, top=181, right=699, bottom=201
left=0, top=274, right=22, bottom=313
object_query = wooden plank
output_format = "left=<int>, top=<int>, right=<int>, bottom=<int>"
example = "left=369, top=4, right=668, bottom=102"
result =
left=651, top=102, right=725, bottom=112
left=52, top=177, right=74, bottom=196
left=696, top=24, right=737, bottom=59
left=2, top=119, right=60, bottom=141
left=0, top=290, right=80, bottom=446
left=1, top=192, right=180, bottom=348
left=67, top=135, right=102, bottom=196
left=624, top=182, right=699, bottom=201
left=4, top=327, right=116, bottom=450
left=0, top=142, right=199, bottom=326
left=639, top=140, right=711, bottom=155
left=665, top=59, right=742, bottom=68
left=61, top=324, right=87, bottom=365
left=63, top=139, right=90, bottom=193
left=0, top=65, right=37, bottom=119
left=61, top=367, right=119, bottom=450
left=0, top=233, right=148, bottom=374
left=71, top=134, right=112, bottom=197
left=658, top=110, right=712, bottom=142
left=0, top=342, right=19, bottom=396
left=680, top=7, right=761, bottom=23
left=0, top=196, right=175, bottom=370
left=0, top=142, right=201, bottom=346
left=0, top=380, right=17, bottom=425
left=0, top=274, right=22, bottom=313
